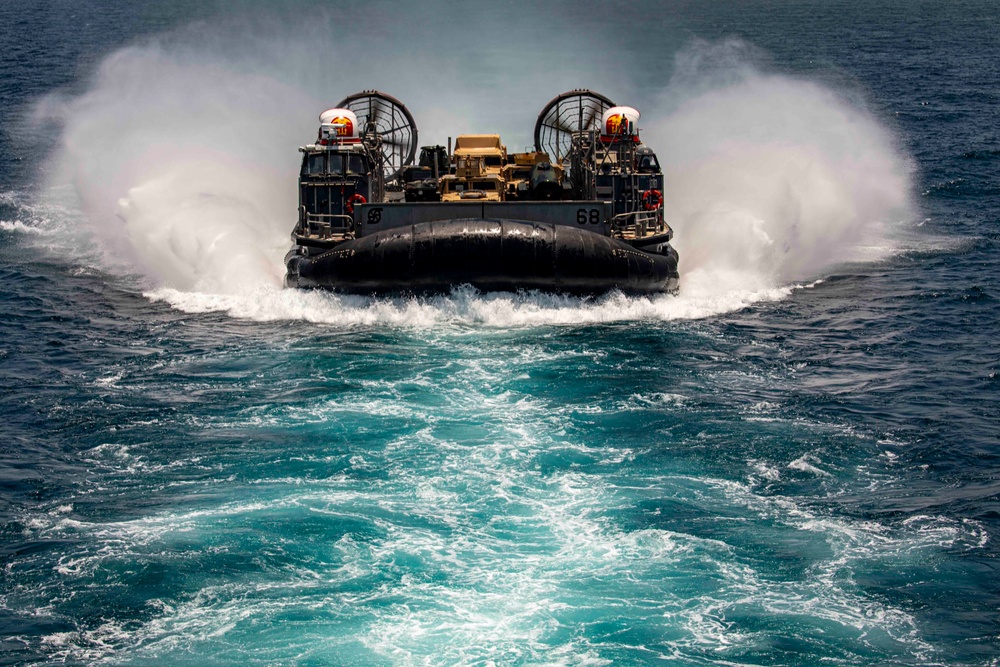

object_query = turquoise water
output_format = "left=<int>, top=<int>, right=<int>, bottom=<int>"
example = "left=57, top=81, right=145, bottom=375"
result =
left=2, top=1, right=999, bottom=665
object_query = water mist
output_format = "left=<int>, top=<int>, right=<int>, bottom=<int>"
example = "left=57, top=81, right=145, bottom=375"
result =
left=40, top=21, right=914, bottom=325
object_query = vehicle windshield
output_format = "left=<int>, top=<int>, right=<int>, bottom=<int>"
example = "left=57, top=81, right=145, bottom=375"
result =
left=474, top=181, right=497, bottom=191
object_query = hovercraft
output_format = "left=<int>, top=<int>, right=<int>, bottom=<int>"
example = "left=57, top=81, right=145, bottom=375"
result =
left=284, top=90, right=679, bottom=294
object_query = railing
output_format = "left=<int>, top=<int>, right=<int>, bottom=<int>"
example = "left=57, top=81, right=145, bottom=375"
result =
left=612, top=209, right=666, bottom=239
left=300, top=213, right=354, bottom=240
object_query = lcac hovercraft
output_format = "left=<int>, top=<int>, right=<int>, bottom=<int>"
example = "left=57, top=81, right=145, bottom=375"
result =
left=284, top=90, right=679, bottom=294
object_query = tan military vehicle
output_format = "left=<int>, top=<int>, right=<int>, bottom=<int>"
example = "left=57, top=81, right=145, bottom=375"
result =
left=441, top=134, right=508, bottom=201
left=439, top=172, right=505, bottom=201
left=453, top=134, right=506, bottom=176
left=503, top=151, right=566, bottom=200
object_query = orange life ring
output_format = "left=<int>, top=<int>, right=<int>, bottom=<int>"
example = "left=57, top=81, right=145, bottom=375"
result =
left=346, top=193, right=367, bottom=213
left=642, top=189, right=663, bottom=211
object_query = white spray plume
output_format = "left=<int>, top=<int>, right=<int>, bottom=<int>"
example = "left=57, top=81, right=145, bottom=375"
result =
left=40, top=41, right=311, bottom=293
left=38, top=18, right=914, bottom=323
left=37, top=10, right=608, bottom=295
left=646, top=39, right=914, bottom=296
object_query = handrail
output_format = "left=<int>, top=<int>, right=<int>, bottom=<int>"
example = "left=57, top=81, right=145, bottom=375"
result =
left=302, top=213, right=354, bottom=240
left=612, top=209, right=665, bottom=238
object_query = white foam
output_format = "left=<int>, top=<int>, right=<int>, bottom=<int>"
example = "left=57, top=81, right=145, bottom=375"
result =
left=23, top=393, right=964, bottom=665
left=788, top=452, right=833, bottom=477
left=0, top=219, right=48, bottom=235
left=143, top=280, right=798, bottom=327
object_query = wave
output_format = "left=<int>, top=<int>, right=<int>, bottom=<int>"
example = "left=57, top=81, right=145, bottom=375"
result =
left=144, top=282, right=800, bottom=327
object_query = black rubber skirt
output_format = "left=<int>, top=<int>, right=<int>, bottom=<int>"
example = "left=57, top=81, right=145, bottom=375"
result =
left=286, top=218, right=679, bottom=294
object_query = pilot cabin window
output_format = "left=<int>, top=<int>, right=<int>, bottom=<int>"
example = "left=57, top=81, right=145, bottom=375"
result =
left=327, top=154, right=344, bottom=175
left=304, top=153, right=325, bottom=175
left=347, top=155, right=366, bottom=174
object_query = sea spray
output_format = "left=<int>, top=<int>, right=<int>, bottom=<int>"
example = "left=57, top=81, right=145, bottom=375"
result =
left=40, top=20, right=913, bottom=321
left=38, top=42, right=309, bottom=292
left=144, top=283, right=798, bottom=329
left=647, top=39, right=914, bottom=293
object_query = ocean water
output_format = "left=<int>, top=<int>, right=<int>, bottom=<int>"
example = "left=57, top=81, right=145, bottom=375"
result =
left=1, top=1, right=998, bottom=665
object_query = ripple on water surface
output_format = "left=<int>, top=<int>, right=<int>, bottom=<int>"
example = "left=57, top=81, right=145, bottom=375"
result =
left=2, top=326, right=985, bottom=666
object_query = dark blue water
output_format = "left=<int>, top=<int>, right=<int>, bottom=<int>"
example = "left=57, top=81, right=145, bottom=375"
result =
left=2, top=1, right=999, bottom=665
